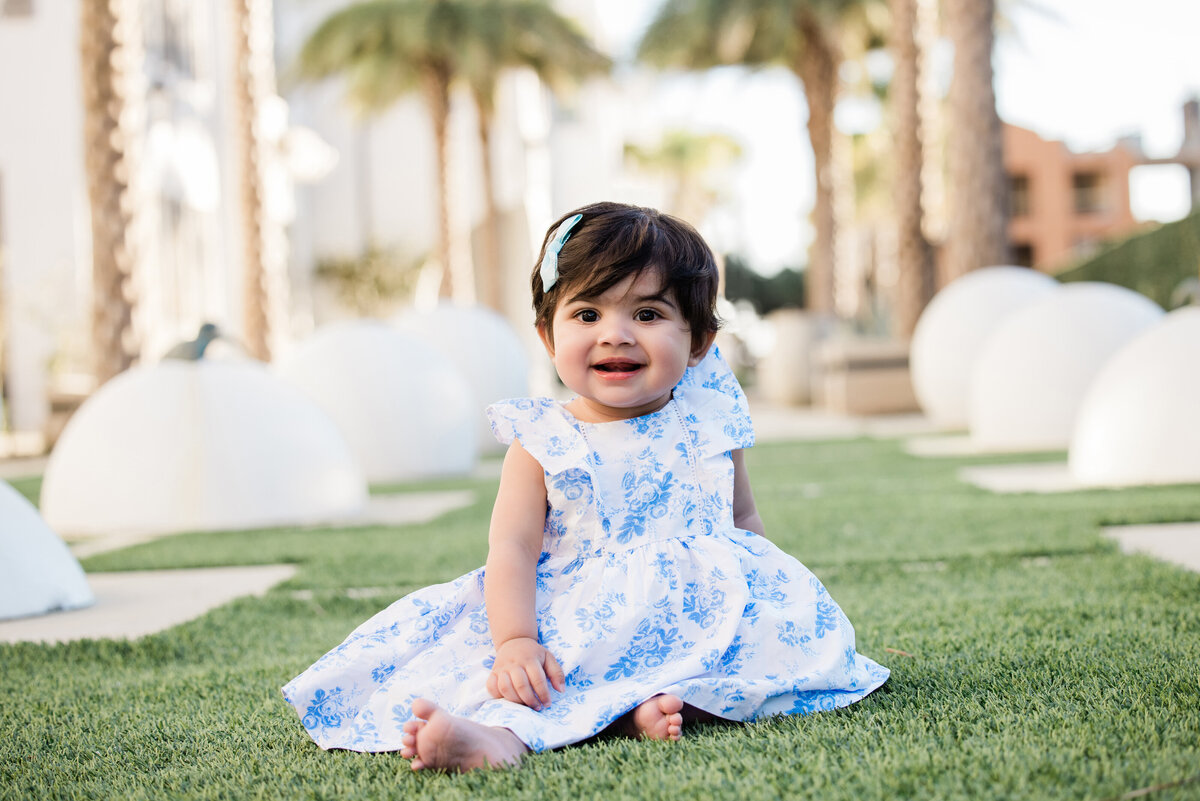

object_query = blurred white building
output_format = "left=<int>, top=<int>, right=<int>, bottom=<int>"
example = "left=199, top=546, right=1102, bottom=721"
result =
left=0, top=1, right=91, bottom=438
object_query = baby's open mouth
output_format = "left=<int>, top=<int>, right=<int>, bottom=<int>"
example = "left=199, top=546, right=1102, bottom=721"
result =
left=593, top=360, right=642, bottom=373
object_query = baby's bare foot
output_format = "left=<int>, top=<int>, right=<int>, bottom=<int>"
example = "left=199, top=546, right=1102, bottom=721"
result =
left=406, top=698, right=528, bottom=772
left=630, top=694, right=684, bottom=741
left=399, top=717, right=424, bottom=760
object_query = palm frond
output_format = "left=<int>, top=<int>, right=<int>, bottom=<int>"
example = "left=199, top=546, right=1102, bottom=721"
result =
left=295, top=0, right=609, bottom=116
left=638, top=0, right=795, bottom=69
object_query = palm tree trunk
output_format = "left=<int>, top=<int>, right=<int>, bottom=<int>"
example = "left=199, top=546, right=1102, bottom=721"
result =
left=424, top=63, right=458, bottom=300
left=917, top=0, right=945, bottom=245
left=472, top=89, right=504, bottom=313
left=890, top=0, right=934, bottom=338
left=794, top=9, right=840, bottom=315
left=231, top=0, right=271, bottom=361
left=944, top=0, right=1008, bottom=281
left=80, top=0, right=141, bottom=384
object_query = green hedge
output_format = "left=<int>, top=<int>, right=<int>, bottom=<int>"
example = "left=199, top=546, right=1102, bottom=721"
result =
left=1055, top=210, right=1200, bottom=307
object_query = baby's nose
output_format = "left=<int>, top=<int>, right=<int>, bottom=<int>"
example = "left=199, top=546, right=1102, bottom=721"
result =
left=597, top=317, right=636, bottom=345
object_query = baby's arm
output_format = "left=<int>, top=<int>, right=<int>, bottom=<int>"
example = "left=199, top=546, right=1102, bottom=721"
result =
left=731, top=449, right=766, bottom=536
left=483, top=439, right=566, bottom=710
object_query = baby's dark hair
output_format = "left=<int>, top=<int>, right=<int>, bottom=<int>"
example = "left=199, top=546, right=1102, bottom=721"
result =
left=532, top=202, right=720, bottom=353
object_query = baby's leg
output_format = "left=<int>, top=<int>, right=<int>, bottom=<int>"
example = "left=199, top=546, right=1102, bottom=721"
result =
left=399, top=698, right=528, bottom=772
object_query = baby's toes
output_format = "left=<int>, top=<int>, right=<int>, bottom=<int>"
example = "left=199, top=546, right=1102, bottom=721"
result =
left=400, top=717, right=426, bottom=758
left=667, top=714, right=683, bottom=740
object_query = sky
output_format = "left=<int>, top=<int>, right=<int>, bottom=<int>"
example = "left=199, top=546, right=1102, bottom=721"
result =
left=594, top=0, right=1200, bottom=273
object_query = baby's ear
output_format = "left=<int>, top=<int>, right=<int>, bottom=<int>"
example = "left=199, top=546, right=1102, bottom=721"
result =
left=688, top=330, right=718, bottom=366
left=537, top=323, right=555, bottom=358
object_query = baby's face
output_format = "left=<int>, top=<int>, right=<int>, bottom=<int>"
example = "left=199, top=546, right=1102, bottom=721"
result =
left=539, top=271, right=705, bottom=422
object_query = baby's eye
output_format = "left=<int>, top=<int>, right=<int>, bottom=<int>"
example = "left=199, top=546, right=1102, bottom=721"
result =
left=635, top=309, right=660, bottom=322
left=576, top=309, right=599, bottom=323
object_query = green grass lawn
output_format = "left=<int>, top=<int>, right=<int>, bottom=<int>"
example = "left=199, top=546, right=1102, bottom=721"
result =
left=3, top=438, right=1200, bottom=801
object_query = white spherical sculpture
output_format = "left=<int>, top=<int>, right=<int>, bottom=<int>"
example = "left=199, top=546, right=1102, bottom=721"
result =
left=1069, top=307, right=1200, bottom=486
left=967, top=282, right=1164, bottom=451
left=393, top=305, right=531, bottom=454
left=910, top=266, right=1058, bottom=428
left=41, top=361, right=367, bottom=538
left=1, top=480, right=93, bottom=620
left=276, top=320, right=477, bottom=482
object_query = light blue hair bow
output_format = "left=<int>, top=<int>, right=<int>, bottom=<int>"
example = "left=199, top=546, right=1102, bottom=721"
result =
left=539, top=213, right=583, bottom=292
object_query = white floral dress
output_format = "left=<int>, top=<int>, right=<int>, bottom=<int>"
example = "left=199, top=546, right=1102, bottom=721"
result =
left=282, top=348, right=889, bottom=752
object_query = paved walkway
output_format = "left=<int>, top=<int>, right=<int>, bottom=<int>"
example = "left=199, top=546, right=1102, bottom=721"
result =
left=1104, top=522, right=1200, bottom=573
left=67, top=490, right=476, bottom=558
left=0, top=565, right=296, bottom=645
left=957, top=462, right=1080, bottom=494
left=903, top=434, right=1061, bottom=457
left=747, top=400, right=943, bottom=443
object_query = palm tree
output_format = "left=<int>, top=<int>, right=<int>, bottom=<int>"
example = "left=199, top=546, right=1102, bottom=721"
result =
left=639, top=0, right=882, bottom=316
left=298, top=1, right=473, bottom=303
left=623, top=129, right=743, bottom=225
left=459, top=1, right=609, bottom=311
left=888, top=0, right=934, bottom=337
left=231, top=0, right=275, bottom=361
left=942, top=0, right=1008, bottom=280
left=296, top=0, right=608, bottom=308
left=80, top=0, right=141, bottom=384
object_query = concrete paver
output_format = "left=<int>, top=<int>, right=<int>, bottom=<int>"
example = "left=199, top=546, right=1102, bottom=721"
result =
left=1104, top=522, right=1200, bottom=573
left=345, top=490, right=475, bottom=528
left=2, top=489, right=474, bottom=645
left=0, top=564, right=296, bottom=645
left=904, top=434, right=1063, bottom=458
left=67, top=490, right=477, bottom=558
left=957, top=462, right=1079, bottom=494
left=747, top=401, right=942, bottom=443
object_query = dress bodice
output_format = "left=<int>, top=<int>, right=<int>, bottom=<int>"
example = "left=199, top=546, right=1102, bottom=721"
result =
left=487, top=348, right=755, bottom=563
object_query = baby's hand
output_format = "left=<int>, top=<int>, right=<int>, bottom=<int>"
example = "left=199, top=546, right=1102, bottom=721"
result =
left=487, top=637, right=566, bottom=710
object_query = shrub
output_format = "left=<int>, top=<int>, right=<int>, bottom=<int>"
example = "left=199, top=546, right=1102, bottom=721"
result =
left=1056, top=211, right=1200, bottom=307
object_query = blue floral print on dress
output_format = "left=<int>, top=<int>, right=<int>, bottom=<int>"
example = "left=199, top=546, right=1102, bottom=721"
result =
left=303, top=687, right=347, bottom=730
left=281, top=347, right=888, bottom=754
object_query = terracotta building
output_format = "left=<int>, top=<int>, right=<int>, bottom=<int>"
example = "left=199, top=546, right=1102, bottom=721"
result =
left=1003, top=123, right=1143, bottom=272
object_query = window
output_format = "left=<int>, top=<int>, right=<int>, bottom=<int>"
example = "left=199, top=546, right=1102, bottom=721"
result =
left=1009, top=174, right=1030, bottom=217
left=1073, top=172, right=1105, bottom=214
left=1011, top=242, right=1035, bottom=268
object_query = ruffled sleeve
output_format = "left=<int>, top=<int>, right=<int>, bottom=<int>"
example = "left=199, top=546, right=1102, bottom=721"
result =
left=486, top=398, right=590, bottom=475
left=672, top=346, right=755, bottom=456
